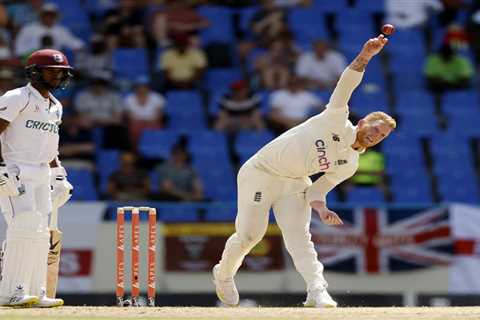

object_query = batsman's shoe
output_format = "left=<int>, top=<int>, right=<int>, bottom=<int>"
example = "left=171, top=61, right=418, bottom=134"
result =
left=303, top=288, right=338, bottom=308
left=2, top=286, right=39, bottom=307
left=32, top=288, right=64, bottom=308
left=212, top=264, right=239, bottom=307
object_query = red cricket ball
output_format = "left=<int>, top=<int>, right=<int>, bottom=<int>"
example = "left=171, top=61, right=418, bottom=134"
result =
left=382, top=24, right=395, bottom=35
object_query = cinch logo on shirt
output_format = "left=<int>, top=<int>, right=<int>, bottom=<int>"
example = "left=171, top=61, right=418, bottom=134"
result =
left=315, top=139, right=330, bottom=171
left=25, top=120, right=59, bottom=133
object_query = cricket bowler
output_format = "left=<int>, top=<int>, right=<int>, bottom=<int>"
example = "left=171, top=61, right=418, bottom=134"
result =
left=0, top=49, right=73, bottom=307
left=213, top=34, right=396, bottom=307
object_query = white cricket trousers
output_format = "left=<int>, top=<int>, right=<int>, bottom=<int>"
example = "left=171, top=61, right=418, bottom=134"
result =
left=217, top=159, right=328, bottom=292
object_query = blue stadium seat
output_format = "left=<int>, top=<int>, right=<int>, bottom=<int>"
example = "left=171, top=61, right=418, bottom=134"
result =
left=165, top=90, right=206, bottom=130
left=205, top=68, right=242, bottom=91
left=395, top=90, right=436, bottom=117
left=429, top=133, right=471, bottom=156
left=353, top=0, right=385, bottom=13
left=112, top=48, right=149, bottom=80
left=188, top=130, right=229, bottom=155
left=159, top=204, right=199, bottom=222
left=289, top=8, right=328, bottom=45
left=138, top=130, right=180, bottom=159
left=390, top=180, right=433, bottom=203
left=238, top=6, right=258, bottom=35
left=205, top=204, right=237, bottom=222
left=49, top=0, right=92, bottom=41
left=350, top=89, right=388, bottom=116
left=345, top=186, right=386, bottom=205
left=198, top=6, right=234, bottom=43
left=67, top=168, right=98, bottom=200
left=397, top=115, right=439, bottom=138
left=447, top=114, right=480, bottom=138
left=442, top=90, right=479, bottom=110
left=336, top=11, right=373, bottom=34
left=208, top=90, right=228, bottom=116
left=96, top=149, right=120, bottom=193
left=437, top=174, right=480, bottom=203
left=234, top=130, right=274, bottom=164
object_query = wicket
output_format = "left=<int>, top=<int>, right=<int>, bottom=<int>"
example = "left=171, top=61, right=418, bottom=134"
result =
left=116, top=206, right=157, bottom=307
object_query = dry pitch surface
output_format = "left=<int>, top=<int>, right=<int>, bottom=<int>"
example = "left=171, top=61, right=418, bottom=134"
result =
left=1, top=306, right=480, bottom=320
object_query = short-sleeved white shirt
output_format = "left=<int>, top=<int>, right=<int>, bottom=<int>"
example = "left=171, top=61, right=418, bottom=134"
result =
left=0, top=83, right=62, bottom=164
left=295, top=51, right=347, bottom=84
left=270, top=90, right=320, bottom=120
left=124, top=92, right=165, bottom=121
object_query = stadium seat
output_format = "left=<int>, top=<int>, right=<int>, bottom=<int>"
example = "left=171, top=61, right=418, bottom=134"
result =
left=234, top=130, right=274, bottom=164
left=67, top=168, right=98, bottom=201
left=345, top=186, right=386, bottom=205
left=165, top=90, right=206, bottom=130
left=198, top=6, right=234, bottom=43
left=138, top=130, right=180, bottom=160
left=205, top=204, right=237, bottom=222
left=160, top=204, right=200, bottom=222
left=205, top=68, right=243, bottom=92
left=390, top=181, right=433, bottom=203
left=289, top=8, right=328, bottom=45
left=112, top=48, right=149, bottom=80
left=96, top=149, right=120, bottom=193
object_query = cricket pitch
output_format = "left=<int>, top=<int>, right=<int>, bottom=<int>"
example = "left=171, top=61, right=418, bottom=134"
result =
left=1, top=306, right=480, bottom=320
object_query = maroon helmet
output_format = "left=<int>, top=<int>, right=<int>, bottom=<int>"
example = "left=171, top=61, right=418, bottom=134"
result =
left=25, top=49, right=73, bottom=89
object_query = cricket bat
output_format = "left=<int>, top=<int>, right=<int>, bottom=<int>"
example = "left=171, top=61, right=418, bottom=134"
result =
left=46, top=205, right=62, bottom=298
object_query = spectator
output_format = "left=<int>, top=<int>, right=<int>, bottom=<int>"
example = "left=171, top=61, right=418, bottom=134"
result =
left=58, top=112, right=96, bottom=169
left=296, top=40, right=347, bottom=90
left=102, top=0, right=147, bottom=48
left=268, top=76, right=322, bottom=133
left=124, top=77, right=166, bottom=146
left=107, top=152, right=151, bottom=200
left=424, top=43, right=474, bottom=94
left=385, top=0, right=443, bottom=29
left=155, top=137, right=204, bottom=201
left=150, top=0, right=210, bottom=47
left=14, top=3, right=84, bottom=57
left=250, top=0, right=288, bottom=47
left=254, top=33, right=299, bottom=89
left=159, top=33, right=207, bottom=90
left=349, top=148, right=387, bottom=188
left=75, top=34, right=113, bottom=80
left=74, top=70, right=131, bottom=150
left=214, top=80, right=265, bottom=133
left=0, top=69, right=16, bottom=95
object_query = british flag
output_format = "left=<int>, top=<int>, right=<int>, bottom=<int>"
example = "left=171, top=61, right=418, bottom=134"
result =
left=310, top=206, right=454, bottom=273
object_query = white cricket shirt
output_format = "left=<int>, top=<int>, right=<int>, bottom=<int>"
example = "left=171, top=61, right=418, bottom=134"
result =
left=0, top=83, right=62, bottom=164
left=252, top=68, right=365, bottom=203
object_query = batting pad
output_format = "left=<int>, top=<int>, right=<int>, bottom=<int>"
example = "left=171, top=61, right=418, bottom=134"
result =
left=0, top=211, right=50, bottom=298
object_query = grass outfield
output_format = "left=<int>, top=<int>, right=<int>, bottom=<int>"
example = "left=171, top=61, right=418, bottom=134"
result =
left=1, top=307, right=480, bottom=320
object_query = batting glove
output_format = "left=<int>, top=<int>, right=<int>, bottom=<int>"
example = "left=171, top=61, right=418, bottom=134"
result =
left=50, top=167, right=73, bottom=208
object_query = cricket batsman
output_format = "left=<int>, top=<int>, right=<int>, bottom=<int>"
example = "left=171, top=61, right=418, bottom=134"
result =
left=213, top=34, right=396, bottom=307
left=0, top=49, right=73, bottom=307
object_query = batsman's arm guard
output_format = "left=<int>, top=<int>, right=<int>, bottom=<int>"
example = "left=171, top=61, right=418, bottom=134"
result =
left=46, top=229, right=63, bottom=298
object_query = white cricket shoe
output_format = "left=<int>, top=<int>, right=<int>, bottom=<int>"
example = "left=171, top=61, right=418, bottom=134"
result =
left=212, top=264, right=239, bottom=307
left=32, top=288, right=64, bottom=308
left=303, top=288, right=338, bottom=308
left=2, top=286, right=39, bottom=307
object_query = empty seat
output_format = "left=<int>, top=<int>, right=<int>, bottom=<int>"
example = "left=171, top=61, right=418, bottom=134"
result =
left=67, top=168, right=98, bottom=200
left=112, top=48, right=149, bottom=79
left=138, top=130, right=180, bottom=159
left=234, top=130, right=274, bottom=164
left=159, top=204, right=199, bottom=222
left=198, top=6, right=234, bottom=43
left=345, top=186, right=385, bottom=205
left=96, top=149, right=120, bottom=193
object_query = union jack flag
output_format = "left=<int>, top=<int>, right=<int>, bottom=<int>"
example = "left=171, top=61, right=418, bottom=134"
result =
left=310, top=206, right=453, bottom=273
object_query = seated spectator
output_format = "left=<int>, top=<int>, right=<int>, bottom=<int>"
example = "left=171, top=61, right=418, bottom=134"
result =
left=74, top=70, right=131, bottom=150
left=267, top=76, right=322, bottom=133
left=59, top=112, right=96, bottom=170
left=150, top=0, right=210, bottom=48
left=75, top=34, right=113, bottom=81
left=159, top=33, right=207, bottom=90
left=14, top=3, right=84, bottom=57
left=154, top=137, right=204, bottom=202
left=424, top=43, right=474, bottom=94
left=107, top=152, right=151, bottom=200
left=124, top=77, right=166, bottom=146
left=102, top=0, right=147, bottom=49
left=254, top=32, right=299, bottom=89
left=385, top=0, right=443, bottom=29
left=214, top=80, right=265, bottom=133
left=250, top=0, right=288, bottom=47
left=295, top=40, right=347, bottom=90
